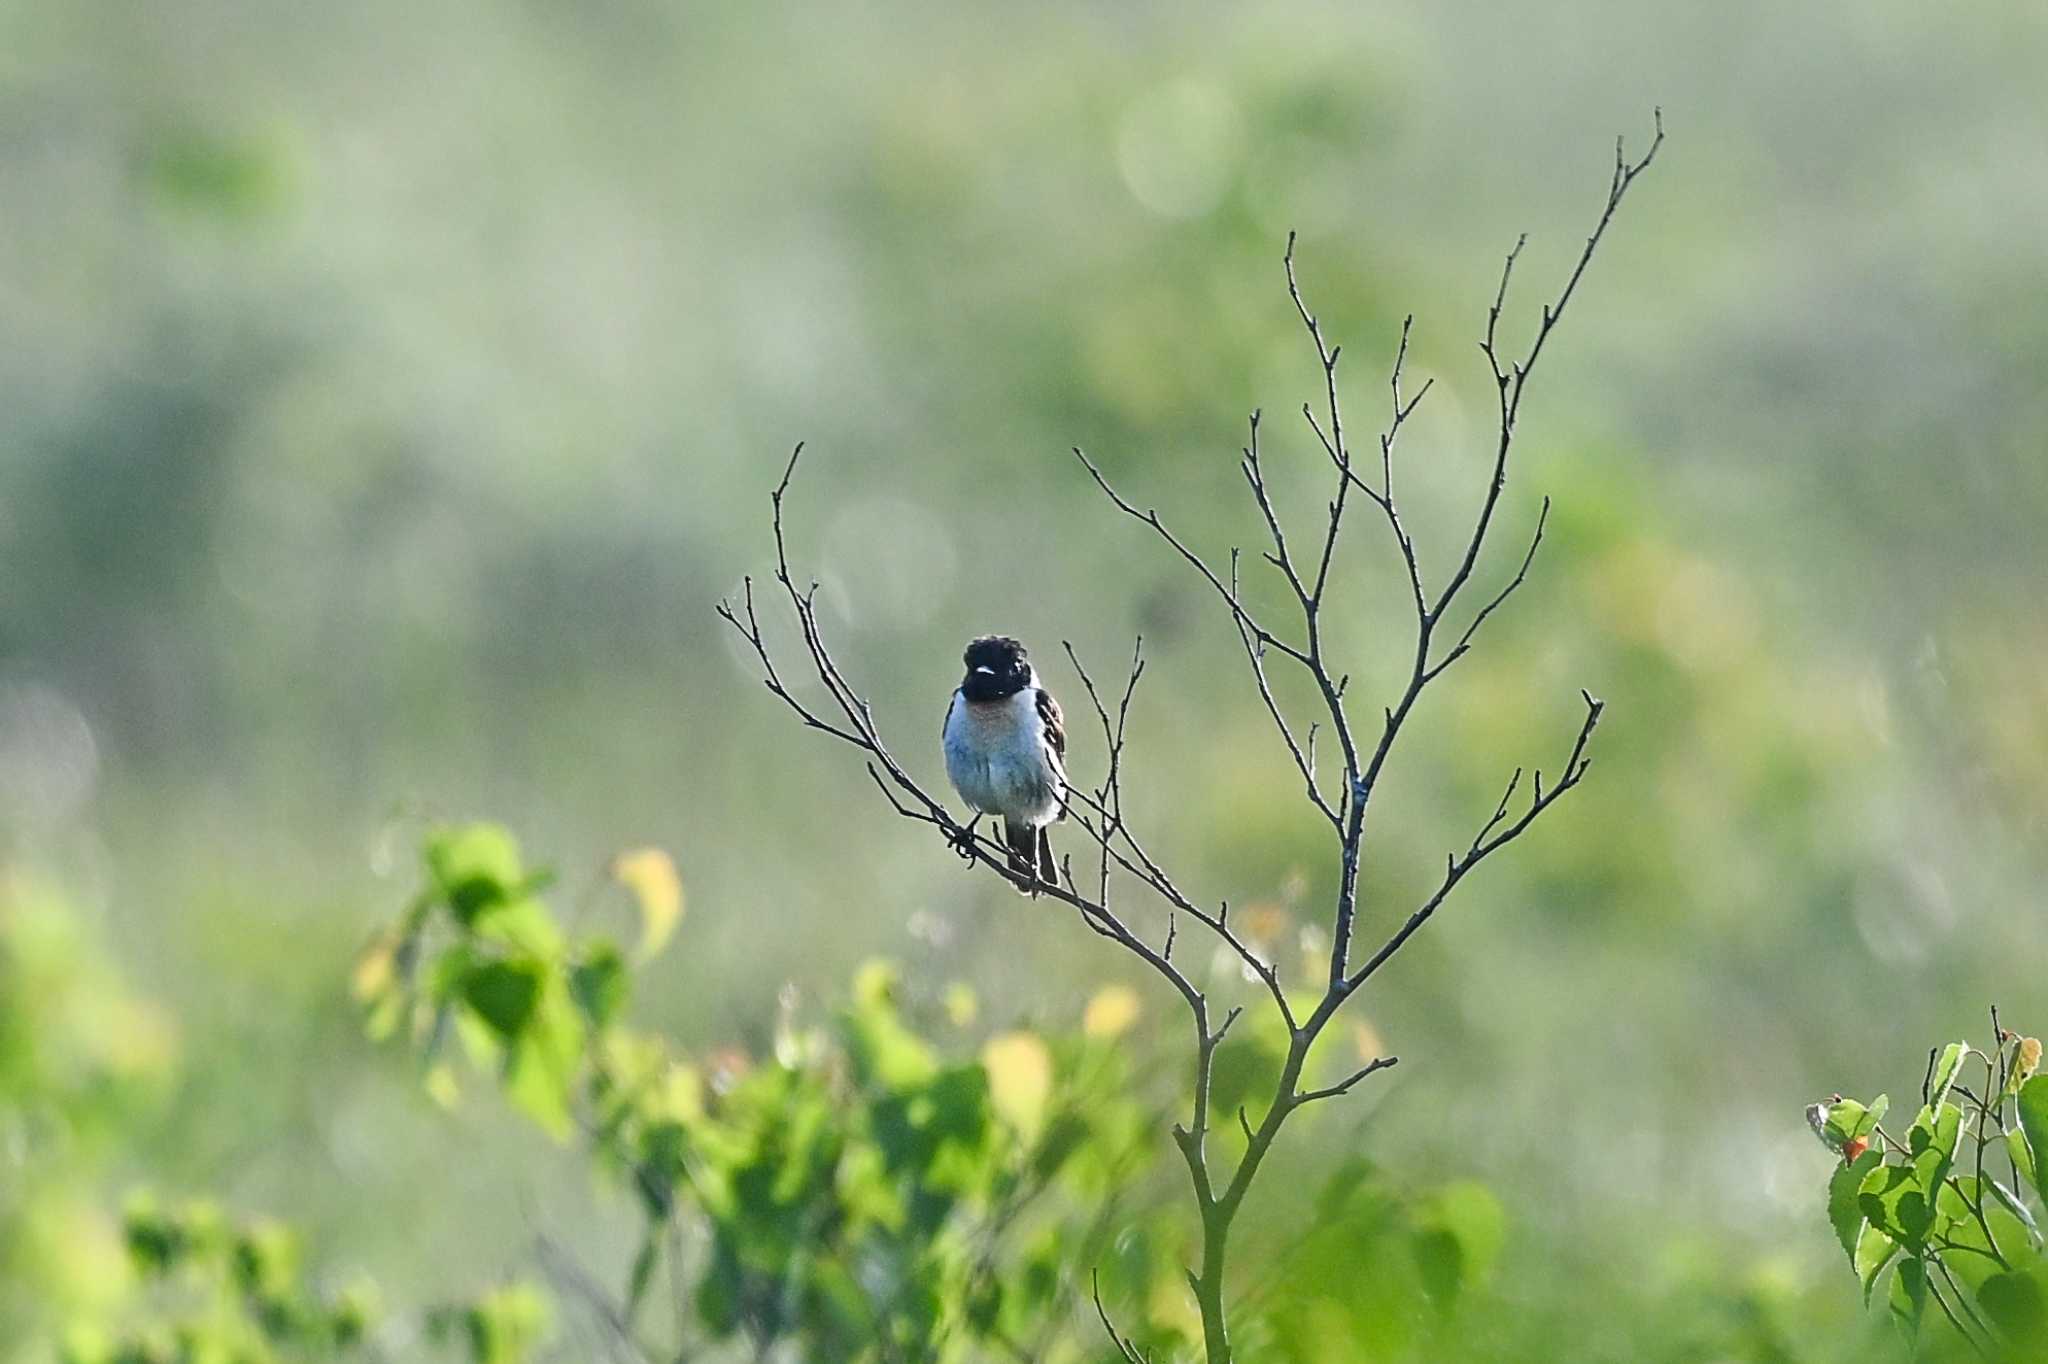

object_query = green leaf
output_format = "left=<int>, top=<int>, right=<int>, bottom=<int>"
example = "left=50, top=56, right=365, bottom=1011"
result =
left=1860, top=1115, right=1958, bottom=1254
left=1988, top=1177, right=2043, bottom=1248
left=1208, top=1007, right=1293, bottom=1143
left=122, top=1193, right=191, bottom=1273
left=569, top=943, right=628, bottom=1029
left=1929, top=1042, right=1970, bottom=1110
left=1860, top=1163, right=1933, bottom=1248
left=1887, top=1255, right=1927, bottom=1342
left=1934, top=1178, right=2030, bottom=1293
left=2010, top=1129, right=2040, bottom=1198
left=502, top=983, right=585, bottom=1141
left=2019, top=1076, right=2048, bottom=1199
left=1907, top=1101, right=1964, bottom=1165
left=1860, top=1100, right=1967, bottom=1252
left=460, top=960, right=544, bottom=1040
left=471, top=897, right=563, bottom=957
left=1829, top=1149, right=1884, bottom=1261
left=461, top=1282, right=552, bottom=1364
left=1411, top=1225, right=1464, bottom=1311
left=330, top=1280, right=379, bottom=1345
left=1819, top=1098, right=1868, bottom=1151
left=1856, top=1225, right=1899, bottom=1303
left=1412, top=1181, right=1507, bottom=1308
left=1978, top=1268, right=2048, bottom=1341
left=842, top=962, right=939, bottom=1092
left=427, top=824, right=524, bottom=927
left=230, top=1218, right=301, bottom=1299
left=58, top=1326, right=113, bottom=1364
left=624, top=1235, right=659, bottom=1323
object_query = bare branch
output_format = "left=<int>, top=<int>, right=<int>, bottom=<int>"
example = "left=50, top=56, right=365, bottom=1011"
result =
left=532, top=1235, right=656, bottom=1364
left=1063, top=641, right=1297, bottom=1030
left=1294, top=1055, right=1399, bottom=1108
left=1239, top=410, right=1311, bottom=606
left=1439, top=110, right=1663, bottom=624
left=717, top=450, right=1209, bottom=1022
left=1227, top=550, right=1341, bottom=829
left=1340, top=690, right=1605, bottom=998
left=1073, top=446, right=1310, bottom=668
left=1092, top=1269, right=1149, bottom=1364
left=1423, top=496, right=1550, bottom=684
left=731, top=114, right=1661, bottom=1364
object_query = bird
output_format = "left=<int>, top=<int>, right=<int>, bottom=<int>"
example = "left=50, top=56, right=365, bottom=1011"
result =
left=941, top=635, right=1067, bottom=891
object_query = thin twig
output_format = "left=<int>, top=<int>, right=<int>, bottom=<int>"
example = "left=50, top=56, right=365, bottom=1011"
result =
left=1092, top=1269, right=1149, bottom=1363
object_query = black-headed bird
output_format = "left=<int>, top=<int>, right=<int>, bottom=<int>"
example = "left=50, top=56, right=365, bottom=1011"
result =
left=942, top=635, right=1067, bottom=890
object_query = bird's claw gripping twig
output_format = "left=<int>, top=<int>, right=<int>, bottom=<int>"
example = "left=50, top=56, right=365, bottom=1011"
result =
left=948, top=815, right=981, bottom=862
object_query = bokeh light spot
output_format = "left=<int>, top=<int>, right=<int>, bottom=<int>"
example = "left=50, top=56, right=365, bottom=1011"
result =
left=1117, top=79, right=1245, bottom=220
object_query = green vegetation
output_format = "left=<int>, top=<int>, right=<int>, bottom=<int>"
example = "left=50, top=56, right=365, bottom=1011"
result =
left=5, top=1, right=2046, bottom=1359
left=1812, top=1023, right=2048, bottom=1360
left=48, top=825, right=1513, bottom=1359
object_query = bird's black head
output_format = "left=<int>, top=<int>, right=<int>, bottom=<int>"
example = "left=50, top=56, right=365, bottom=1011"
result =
left=961, top=635, right=1032, bottom=702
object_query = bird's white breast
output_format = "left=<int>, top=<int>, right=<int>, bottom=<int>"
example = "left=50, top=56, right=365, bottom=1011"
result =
left=943, top=684, right=1060, bottom=824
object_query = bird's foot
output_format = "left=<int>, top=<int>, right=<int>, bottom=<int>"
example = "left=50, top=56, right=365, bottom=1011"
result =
left=948, top=817, right=981, bottom=862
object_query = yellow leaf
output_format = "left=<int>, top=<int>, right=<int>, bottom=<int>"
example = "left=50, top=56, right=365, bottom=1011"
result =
left=944, top=983, right=979, bottom=1028
left=351, top=933, right=397, bottom=1001
left=981, top=1032, right=1053, bottom=1136
left=1083, top=985, right=1141, bottom=1038
left=2019, top=1037, right=2042, bottom=1083
left=424, top=1063, right=460, bottom=1110
left=611, top=847, right=684, bottom=961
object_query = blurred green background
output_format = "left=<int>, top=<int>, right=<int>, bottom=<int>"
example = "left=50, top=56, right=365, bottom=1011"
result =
left=4, top=0, right=2046, bottom=1357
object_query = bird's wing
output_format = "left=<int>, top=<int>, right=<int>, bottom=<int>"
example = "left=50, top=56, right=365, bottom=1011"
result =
left=1035, top=687, right=1069, bottom=810
left=941, top=690, right=958, bottom=738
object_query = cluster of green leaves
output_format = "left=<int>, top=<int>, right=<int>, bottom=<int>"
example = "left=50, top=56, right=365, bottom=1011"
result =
left=28, top=818, right=1526, bottom=1364
left=57, top=1193, right=549, bottom=1364
left=61, top=1194, right=373, bottom=1364
left=1, top=871, right=178, bottom=1354
left=1813, top=1024, right=2048, bottom=1356
left=1226, top=1161, right=1505, bottom=1361
left=356, top=822, right=1165, bottom=1360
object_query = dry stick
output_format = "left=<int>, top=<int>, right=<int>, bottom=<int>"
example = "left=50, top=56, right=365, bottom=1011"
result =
left=721, top=114, right=1661, bottom=1364
left=532, top=1235, right=656, bottom=1364
left=1092, top=1270, right=1149, bottom=1363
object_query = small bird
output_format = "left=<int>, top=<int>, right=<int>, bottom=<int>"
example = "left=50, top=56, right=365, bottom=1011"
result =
left=942, top=635, right=1067, bottom=890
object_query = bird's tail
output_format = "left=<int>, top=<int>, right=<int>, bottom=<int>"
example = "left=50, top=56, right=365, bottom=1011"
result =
left=1003, top=819, right=1054, bottom=893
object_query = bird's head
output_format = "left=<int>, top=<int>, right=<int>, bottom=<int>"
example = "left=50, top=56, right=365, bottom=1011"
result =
left=961, top=635, right=1033, bottom=701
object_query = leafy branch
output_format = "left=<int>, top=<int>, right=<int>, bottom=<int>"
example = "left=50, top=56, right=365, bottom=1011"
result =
left=1811, top=1011, right=2048, bottom=1354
